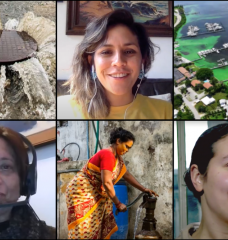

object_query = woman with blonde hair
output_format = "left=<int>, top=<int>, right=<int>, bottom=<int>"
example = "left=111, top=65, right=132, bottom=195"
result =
left=58, top=9, right=172, bottom=119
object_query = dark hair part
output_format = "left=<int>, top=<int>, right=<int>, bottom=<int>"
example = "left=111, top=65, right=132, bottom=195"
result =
left=0, top=127, right=29, bottom=196
left=109, top=127, right=135, bottom=145
left=184, top=123, right=228, bottom=203
left=65, top=9, right=159, bottom=119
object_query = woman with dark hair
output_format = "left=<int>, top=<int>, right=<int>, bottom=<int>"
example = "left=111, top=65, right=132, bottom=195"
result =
left=58, top=9, right=172, bottom=119
left=66, top=127, right=158, bottom=239
left=177, top=123, right=228, bottom=239
left=0, top=127, right=56, bottom=239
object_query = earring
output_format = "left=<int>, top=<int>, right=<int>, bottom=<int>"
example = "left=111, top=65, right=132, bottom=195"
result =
left=138, top=63, right=144, bottom=80
left=88, top=65, right=98, bottom=113
left=91, top=65, right=97, bottom=81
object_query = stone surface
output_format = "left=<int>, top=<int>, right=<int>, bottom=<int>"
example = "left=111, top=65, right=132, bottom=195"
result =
left=0, top=1, right=56, bottom=26
left=0, top=2, right=56, bottom=119
left=57, top=121, right=173, bottom=239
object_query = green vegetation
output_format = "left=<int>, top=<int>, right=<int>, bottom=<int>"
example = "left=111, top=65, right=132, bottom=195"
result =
left=201, top=109, right=226, bottom=120
left=195, top=89, right=204, bottom=94
left=176, top=51, right=182, bottom=56
left=181, top=87, right=187, bottom=94
left=205, top=83, right=228, bottom=97
left=194, top=83, right=204, bottom=91
left=195, top=101, right=217, bottom=112
left=174, top=6, right=186, bottom=41
left=213, top=92, right=228, bottom=101
left=177, top=106, right=195, bottom=120
left=186, top=64, right=200, bottom=72
left=180, top=62, right=192, bottom=68
left=185, top=80, right=191, bottom=88
left=174, top=15, right=177, bottom=25
left=194, top=85, right=228, bottom=115
left=179, top=80, right=186, bottom=86
left=198, top=105, right=206, bottom=113
left=174, top=94, right=183, bottom=109
left=196, top=68, right=214, bottom=80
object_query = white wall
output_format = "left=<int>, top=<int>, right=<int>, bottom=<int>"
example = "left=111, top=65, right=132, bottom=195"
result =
left=57, top=2, right=172, bottom=80
left=57, top=121, right=88, bottom=161
left=18, top=143, right=56, bottom=228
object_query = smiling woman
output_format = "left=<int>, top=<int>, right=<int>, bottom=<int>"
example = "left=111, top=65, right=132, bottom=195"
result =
left=0, top=127, right=55, bottom=239
left=57, top=9, right=172, bottom=119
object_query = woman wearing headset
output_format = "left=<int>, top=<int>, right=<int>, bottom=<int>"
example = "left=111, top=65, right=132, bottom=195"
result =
left=0, top=127, right=55, bottom=239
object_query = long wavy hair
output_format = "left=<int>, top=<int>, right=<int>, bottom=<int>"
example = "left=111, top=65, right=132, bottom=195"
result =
left=64, top=9, right=159, bottom=119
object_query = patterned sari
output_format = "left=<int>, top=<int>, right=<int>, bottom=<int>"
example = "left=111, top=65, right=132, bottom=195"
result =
left=66, top=155, right=127, bottom=239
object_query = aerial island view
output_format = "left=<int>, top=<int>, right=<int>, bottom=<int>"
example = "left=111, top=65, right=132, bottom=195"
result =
left=174, top=1, right=228, bottom=119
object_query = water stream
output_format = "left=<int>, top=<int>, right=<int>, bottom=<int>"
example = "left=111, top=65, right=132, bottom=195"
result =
left=0, top=66, right=6, bottom=103
left=0, top=12, right=55, bottom=119
left=133, top=205, right=144, bottom=239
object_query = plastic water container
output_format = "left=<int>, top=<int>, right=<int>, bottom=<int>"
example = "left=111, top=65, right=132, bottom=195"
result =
left=111, top=179, right=129, bottom=239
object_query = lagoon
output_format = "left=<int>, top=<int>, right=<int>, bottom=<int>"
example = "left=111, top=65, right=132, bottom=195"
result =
left=174, top=1, right=228, bottom=82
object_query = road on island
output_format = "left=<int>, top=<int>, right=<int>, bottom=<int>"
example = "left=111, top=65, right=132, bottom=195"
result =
left=174, top=9, right=181, bottom=28
left=174, top=86, right=201, bottom=119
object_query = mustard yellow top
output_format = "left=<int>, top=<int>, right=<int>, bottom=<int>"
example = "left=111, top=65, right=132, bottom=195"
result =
left=57, top=94, right=172, bottom=119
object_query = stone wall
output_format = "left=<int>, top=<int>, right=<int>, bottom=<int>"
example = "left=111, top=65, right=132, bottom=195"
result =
left=57, top=121, right=173, bottom=239
left=57, top=121, right=88, bottom=161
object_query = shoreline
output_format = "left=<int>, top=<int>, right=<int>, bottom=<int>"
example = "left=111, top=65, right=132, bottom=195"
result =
left=175, top=5, right=228, bottom=81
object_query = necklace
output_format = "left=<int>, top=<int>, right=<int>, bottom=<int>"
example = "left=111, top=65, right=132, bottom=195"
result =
left=109, top=146, right=118, bottom=159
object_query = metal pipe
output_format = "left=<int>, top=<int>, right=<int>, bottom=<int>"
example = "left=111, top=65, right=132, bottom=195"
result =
left=94, top=121, right=99, bottom=154
left=92, top=121, right=102, bottom=150
left=57, top=169, right=80, bottom=174
left=87, top=121, right=90, bottom=159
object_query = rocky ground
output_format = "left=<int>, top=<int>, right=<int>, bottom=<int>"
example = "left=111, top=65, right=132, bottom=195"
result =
left=0, top=1, right=56, bottom=25
left=0, top=1, right=56, bottom=119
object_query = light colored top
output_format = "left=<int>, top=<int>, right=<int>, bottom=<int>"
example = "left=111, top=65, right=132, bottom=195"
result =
left=57, top=94, right=172, bottom=119
left=176, top=222, right=200, bottom=239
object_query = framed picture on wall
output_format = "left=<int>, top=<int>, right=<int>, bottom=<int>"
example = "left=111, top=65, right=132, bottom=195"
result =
left=66, top=1, right=173, bottom=37
left=0, top=121, right=56, bottom=146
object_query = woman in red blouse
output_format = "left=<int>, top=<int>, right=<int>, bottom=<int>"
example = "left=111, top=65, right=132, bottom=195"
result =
left=66, top=127, right=158, bottom=239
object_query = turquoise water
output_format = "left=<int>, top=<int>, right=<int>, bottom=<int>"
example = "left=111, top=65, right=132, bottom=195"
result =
left=174, top=1, right=228, bottom=81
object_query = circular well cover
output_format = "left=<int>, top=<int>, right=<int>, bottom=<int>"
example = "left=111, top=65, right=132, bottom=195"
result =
left=0, top=30, right=38, bottom=64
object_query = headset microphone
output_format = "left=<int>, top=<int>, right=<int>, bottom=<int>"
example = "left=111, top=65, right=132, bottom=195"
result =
left=0, top=133, right=37, bottom=209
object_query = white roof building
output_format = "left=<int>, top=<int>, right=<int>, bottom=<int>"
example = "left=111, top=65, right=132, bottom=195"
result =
left=201, top=96, right=215, bottom=106
left=219, top=99, right=226, bottom=107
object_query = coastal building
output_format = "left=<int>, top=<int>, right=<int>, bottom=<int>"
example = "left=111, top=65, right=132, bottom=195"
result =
left=203, top=82, right=213, bottom=89
left=191, top=80, right=201, bottom=87
left=201, top=96, right=215, bottom=106
left=219, top=99, right=228, bottom=108
left=174, top=68, right=185, bottom=84
left=178, top=67, right=191, bottom=78
left=190, top=72, right=196, bottom=78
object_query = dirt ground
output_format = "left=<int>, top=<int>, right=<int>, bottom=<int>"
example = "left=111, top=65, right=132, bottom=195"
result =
left=0, top=1, right=56, bottom=25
